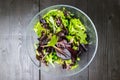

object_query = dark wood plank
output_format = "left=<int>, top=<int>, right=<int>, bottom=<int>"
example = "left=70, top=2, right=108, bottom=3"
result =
left=88, top=0, right=120, bottom=80
left=39, top=0, right=88, bottom=13
left=105, top=0, right=120, bottom=80
left=0, top=0, right=39, bottom=80
left=39, top=0, right=88, bottom=80
left=87, top=0, right=108, bottom=80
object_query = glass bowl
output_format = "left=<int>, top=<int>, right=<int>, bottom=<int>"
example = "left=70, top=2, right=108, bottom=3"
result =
left=26, top=5, right=98, bottom=77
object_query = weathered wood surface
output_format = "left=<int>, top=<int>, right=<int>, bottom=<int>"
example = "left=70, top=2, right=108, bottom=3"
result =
left=0, top=0, right=120, bottom=80
left=0, top=0, right=39, bottom=80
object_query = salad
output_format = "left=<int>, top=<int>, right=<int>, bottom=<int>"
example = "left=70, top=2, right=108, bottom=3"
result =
left=34, top=8, right=88, bottom=70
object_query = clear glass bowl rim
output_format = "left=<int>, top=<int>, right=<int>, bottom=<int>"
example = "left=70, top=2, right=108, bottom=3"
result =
left=27, top=4, right=98, bottom=77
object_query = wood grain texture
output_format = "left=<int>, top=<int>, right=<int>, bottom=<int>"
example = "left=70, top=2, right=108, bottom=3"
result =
left=0, top=0, right=120, bottom=80
left=88, top=0, right=120, bottom=80
left=87, top=0, right=108, bottom=80
left=0, top=0, right=39, bottom=80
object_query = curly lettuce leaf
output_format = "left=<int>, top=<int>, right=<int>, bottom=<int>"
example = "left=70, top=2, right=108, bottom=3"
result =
left=45, top=52, right=55, bottom=67
left=43, top=9, right=66, bottom=33
left=43, top=9, right=65, bottom=18
left=68, top=19, right=88, bottom=44
left=56, top=27, right=62, bottom=33
left=33, top=21, right=46, bottom=37
left=61, top=18, right=68, bottom=27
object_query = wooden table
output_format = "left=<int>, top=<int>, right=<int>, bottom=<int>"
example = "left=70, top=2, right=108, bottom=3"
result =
left=0, top=0, right=120, bottom=80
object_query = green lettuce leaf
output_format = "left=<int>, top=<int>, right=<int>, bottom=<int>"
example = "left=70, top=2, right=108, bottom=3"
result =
left=43, top=9, right=65, bottom=33
left=33, top=21, right=46, bottom=37
left=47, top=35, right=58, bottom=46
left=68, top=18, right=88, bottom=44
left=45, top=52, right=55, bottom=67
left=43, top=9, right=65, bottom=18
